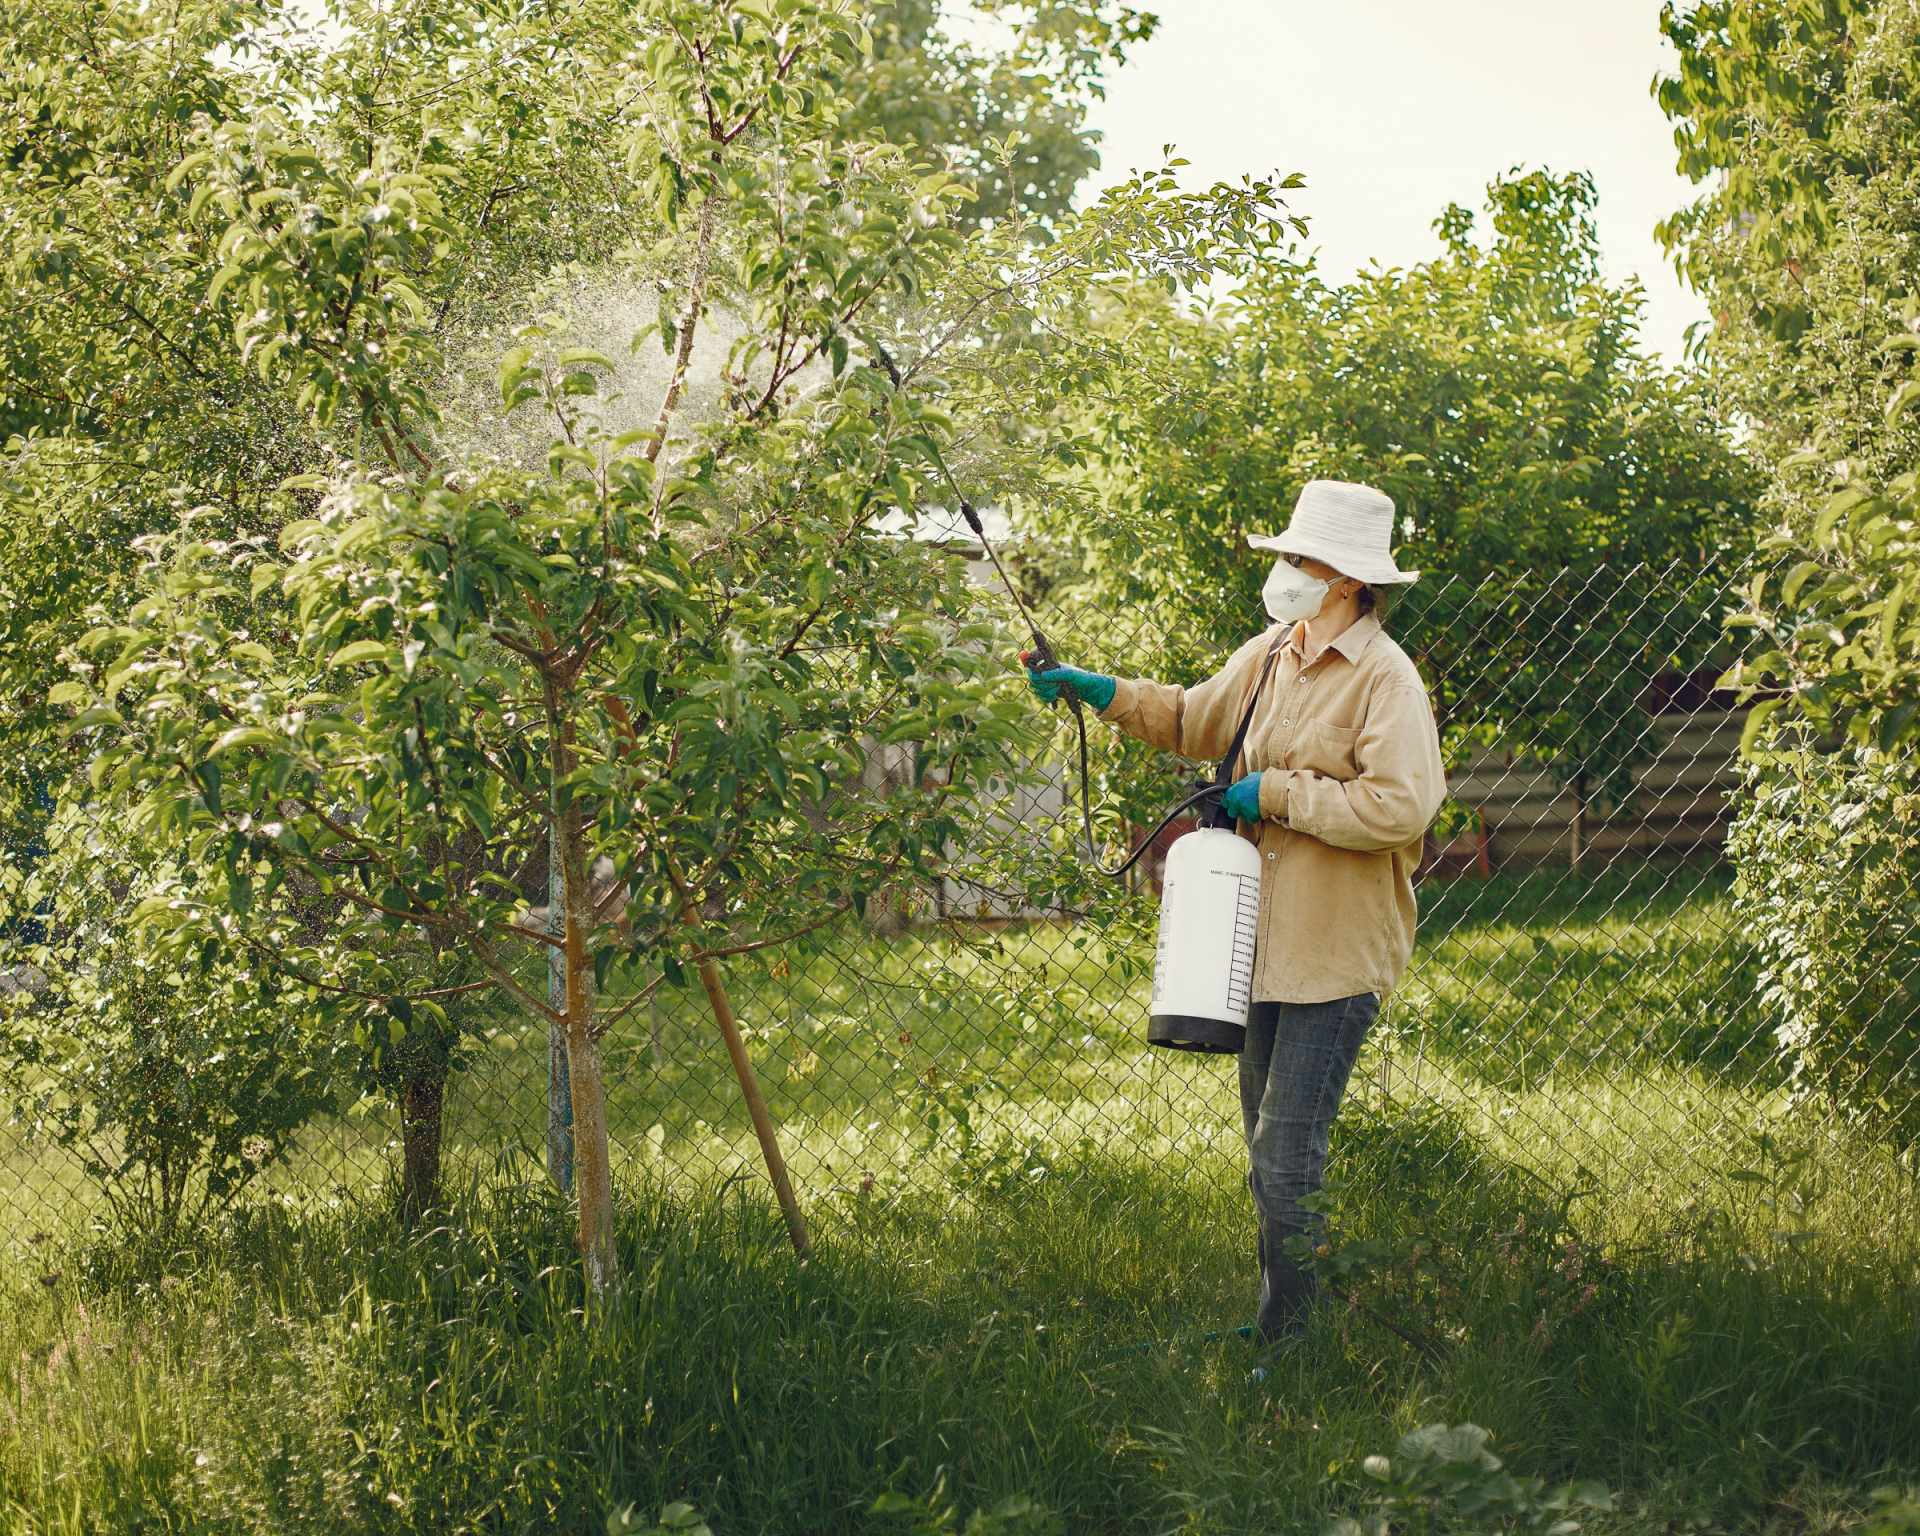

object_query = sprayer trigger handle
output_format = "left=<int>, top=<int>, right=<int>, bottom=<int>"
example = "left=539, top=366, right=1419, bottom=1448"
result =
left=1020, top=642, right=1063, bottom=710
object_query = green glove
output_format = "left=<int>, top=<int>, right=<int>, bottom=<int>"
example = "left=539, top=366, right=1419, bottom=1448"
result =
left=1023, top=659, right=1116, bottom=712
left=1222, top=771, right=1263, bottom=822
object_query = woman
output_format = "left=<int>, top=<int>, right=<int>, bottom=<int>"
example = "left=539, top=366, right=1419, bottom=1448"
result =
left=1027, top=479, right=1445, bottom=1341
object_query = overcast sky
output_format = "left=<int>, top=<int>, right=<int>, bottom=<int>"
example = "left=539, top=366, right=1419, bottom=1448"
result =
left=1077, top=1, right=1711, bottom=363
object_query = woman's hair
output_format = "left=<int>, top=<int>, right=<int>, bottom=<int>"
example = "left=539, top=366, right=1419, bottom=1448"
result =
left=1356, top=583, right=1393, bottom=624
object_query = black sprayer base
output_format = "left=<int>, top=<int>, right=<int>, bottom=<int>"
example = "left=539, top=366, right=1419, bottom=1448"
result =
left=1146, top=1013, right=1245, bottom=1054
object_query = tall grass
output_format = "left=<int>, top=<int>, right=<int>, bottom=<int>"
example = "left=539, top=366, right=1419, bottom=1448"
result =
left=3, top=1126, right=1916, bottom=1535
left=4, top=861, right=1775, bottom=1244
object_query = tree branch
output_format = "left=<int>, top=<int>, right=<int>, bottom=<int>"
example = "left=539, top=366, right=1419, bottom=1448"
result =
left=647, top=194, right=720, bottom=531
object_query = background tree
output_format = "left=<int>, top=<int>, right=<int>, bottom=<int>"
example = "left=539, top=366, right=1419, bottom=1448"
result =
left=1659, top=0, right=1920, bottom=1143
left=1023, top=169, right=1756, bottom=839
left=839, top=0, right=1156, bottom=226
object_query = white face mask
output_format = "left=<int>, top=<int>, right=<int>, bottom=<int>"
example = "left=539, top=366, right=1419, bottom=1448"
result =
left=1262, top=558, right=1331, bottom=623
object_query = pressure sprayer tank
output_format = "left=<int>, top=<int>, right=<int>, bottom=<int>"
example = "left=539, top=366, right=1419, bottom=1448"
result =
left=1147, top=826, right=1263, bottom=1053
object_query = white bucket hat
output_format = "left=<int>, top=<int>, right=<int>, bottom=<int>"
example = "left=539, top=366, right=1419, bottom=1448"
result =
left=1246, top=479, right=1420, bottom=585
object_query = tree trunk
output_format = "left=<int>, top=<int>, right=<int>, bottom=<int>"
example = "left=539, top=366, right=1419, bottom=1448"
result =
left=398, top=1063, right=447, bottom=1225
left=556, top=794, right=618, bottom=1296
left=561, top=880, right=618, bottom=1296
left=547, top=679, right=618, bottom=1299
left=546, top=820, right=573, bottom=1193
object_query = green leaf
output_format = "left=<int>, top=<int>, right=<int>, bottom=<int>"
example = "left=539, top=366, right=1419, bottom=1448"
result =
left=210, top=726, right=279, bottom=755
left=1815, top=488, right=1867, bottom=541
left=329, top=640, right=391, bottom=668
left=1878, top=700, right=1918, bottom=751
left=1779, top=559, right=1822, bottom=606
left=1739, top=696, right=1785, bottom=758
left=163, top=150, right=211, bottom=193
left=498, top=345, right=535, bottom=407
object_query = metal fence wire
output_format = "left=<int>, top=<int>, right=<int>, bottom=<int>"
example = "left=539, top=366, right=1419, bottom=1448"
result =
left=4, top=554, right=1918, bottom=1253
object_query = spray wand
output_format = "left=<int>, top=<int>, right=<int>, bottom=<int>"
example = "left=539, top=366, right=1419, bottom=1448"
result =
left=863, top=339, right=1274, bottom=1056
left=865, top=340, right=1233, bottom=880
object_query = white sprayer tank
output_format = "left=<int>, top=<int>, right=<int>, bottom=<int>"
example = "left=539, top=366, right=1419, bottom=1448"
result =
left=1147, top=826, right=1263, bottom=1053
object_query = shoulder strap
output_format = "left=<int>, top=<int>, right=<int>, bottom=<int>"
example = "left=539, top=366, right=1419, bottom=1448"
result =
left=1212, top=639, right=1283, bottom=791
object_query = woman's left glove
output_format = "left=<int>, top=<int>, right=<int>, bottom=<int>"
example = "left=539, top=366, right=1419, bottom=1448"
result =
left=1221, top=771, right=1264, bottom=822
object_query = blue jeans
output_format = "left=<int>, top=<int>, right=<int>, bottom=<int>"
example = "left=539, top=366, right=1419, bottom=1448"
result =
left=1238, top=993, right=1379, bottom=1337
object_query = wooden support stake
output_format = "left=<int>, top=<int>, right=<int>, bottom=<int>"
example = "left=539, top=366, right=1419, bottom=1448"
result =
left=693, top=946, right=811, bottom=1260
left=668, top=860, right=811, bottom=1259
left=601, top=695, right=810, bottom=1259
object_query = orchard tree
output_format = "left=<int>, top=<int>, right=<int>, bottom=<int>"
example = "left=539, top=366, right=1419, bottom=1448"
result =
left=1, top=0, right=1203, bottom=1227
left=50, top=0, right=1293, bottom=1290
left=0, top=0, right=668, bottom=1218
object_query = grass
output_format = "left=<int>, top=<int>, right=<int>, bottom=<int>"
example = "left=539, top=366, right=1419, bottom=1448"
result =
left=3, top=859, right=1918, bottom=1533
left=3, top=1134, right=1916, bottom=1534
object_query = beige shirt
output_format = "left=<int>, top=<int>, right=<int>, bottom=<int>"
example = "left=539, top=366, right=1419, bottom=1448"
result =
left=1101, top=612, right=1446, bottom=1005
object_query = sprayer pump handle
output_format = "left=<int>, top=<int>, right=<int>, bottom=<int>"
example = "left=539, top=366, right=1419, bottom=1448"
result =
left=1197, top=778, right=1234, bottom=830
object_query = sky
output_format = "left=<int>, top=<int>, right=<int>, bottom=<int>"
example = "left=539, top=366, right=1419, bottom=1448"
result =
left=1077, top=1, right=1712, bottom=363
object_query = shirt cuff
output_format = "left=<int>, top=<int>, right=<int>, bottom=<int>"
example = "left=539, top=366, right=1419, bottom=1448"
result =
left=1258, top=768, right=1291, bottom=823
left=1099, top=676, right=1134, bottom=722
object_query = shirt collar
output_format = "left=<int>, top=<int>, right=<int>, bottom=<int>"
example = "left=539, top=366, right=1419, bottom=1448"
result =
left=1332, top=612, right=1383, bottom=661
left=1281, top=612, right=1382, bottom=665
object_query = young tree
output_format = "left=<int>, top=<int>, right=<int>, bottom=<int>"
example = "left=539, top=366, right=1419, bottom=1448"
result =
left=49, top=0, right=1291, bottom=1292
left=0, top=0, right=673, bottom=1215
left=4, top=0, right=1213, bottom=1228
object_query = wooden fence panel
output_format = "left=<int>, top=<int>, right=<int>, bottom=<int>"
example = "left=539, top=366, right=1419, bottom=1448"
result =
left=1440, top=707, right=1747, bottom=871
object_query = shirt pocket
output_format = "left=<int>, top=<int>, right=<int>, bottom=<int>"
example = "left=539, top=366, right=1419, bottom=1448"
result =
left=1286, top=719, right=1361, bottom=780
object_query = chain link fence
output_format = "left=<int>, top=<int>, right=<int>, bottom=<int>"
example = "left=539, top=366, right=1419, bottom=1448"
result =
left=5, top=554, right=1917, bottom=1259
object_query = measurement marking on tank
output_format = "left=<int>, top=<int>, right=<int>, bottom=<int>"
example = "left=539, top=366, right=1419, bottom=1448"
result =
left=1225, top=873, right=1260, bottom=1015
left=1149, top=876, right=1176, bottom=1008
